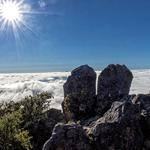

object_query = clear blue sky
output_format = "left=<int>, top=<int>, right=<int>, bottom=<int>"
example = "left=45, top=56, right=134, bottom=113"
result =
left=0, top=0, right=150, bottom=72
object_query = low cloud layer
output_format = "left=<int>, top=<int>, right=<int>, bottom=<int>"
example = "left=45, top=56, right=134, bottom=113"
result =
left=0, top=70, right=149, bottom=110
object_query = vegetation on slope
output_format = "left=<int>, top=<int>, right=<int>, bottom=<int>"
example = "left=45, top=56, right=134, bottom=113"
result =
left=0, top=92, right=53, bottom=150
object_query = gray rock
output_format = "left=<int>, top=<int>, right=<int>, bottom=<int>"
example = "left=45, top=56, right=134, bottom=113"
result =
left=133, top=94, right=150, bottom=146
left=42, top=123, right=93, bottom=150
left=62, top=65, right=96, bottom=121
left=96, top=64, right=133, bottom=115
left=86, top=100, right=143, bottom=150
left=144, top=140, right=150, bottom=150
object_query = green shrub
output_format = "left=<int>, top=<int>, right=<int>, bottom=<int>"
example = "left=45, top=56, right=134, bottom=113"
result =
left=0, top=111, right=31, bottom=150
left=0, top=92, right=53, bottom=150
left=20, top=92, right=52, bottom=123
left=0, top=92, right=53, bottom=122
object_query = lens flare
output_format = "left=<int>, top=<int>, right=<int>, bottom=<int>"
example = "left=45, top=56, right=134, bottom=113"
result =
left=1, top=1, right=21, bottom=22
left=0, top=0, right=34, bottom=41
left=0, top=0, right=59, bottom=43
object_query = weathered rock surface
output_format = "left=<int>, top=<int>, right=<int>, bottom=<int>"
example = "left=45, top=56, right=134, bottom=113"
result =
left=26, top=109, right=64, bottom=150
left=96, top=64, right=133, bottom=115
left=43, top=123, right=93, bottom=150
left=42, top=64, right=150, bottom=150
left=133, top=94, right=150, bottom=150
left=62, top=65, right=96, bottom=121
left=86, top=100, right=143, bottom=150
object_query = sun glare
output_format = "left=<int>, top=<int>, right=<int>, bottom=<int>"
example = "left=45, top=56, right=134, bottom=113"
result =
left=0, top=0, right=23, bottom=25
left=0, top=0, right=53, bottom=41
left=0, top=0, right=34, bottom=40
left=1, top=1, right=20, bottom=22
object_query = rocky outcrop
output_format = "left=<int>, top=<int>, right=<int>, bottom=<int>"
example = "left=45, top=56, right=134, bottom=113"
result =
left=43, top=64, right=150, bottom=150
left=86, top=100, right=143, bottom=150
left=43, top=123, right=93, bottom=150
left=62, top=65, right=96, bottom=121
left=96, top=64, right=133, bottom=115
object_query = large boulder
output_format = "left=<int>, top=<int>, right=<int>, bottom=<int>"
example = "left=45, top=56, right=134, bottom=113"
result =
left=86, top=99, right=143, bottom=150
left=26, top=109, right=64, bottom=150
left=62, top=65, right=96, bottom=121
left=42, top=123, right=93, bottom=150
left=96, top=64, right=133, bottom=115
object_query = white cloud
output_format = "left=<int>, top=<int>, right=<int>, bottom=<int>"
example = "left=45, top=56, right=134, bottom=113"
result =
left=0, top=70, right=150, bottom=110
left=0, top=72, right=70, bottom=110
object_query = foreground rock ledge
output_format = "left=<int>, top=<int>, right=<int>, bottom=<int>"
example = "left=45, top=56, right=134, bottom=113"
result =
left=43, top=123, right=93, bottom=150
left=43, top=64, right=150, bottom=150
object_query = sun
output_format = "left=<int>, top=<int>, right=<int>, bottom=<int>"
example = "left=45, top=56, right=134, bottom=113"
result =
left=0, top=0, right=23, bottom=24
left=0, top=0, right=53, bottom=42
left=0, top=0, right=34, bottom=40
left=0, top=1, right=20, bottom=22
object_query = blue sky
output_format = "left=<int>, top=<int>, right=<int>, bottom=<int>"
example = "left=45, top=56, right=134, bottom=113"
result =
left=0, top=0, right=150, bottom=72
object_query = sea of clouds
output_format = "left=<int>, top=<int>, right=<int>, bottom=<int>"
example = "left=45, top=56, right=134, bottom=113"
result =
left=0, top=70, right=150, bottom=110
